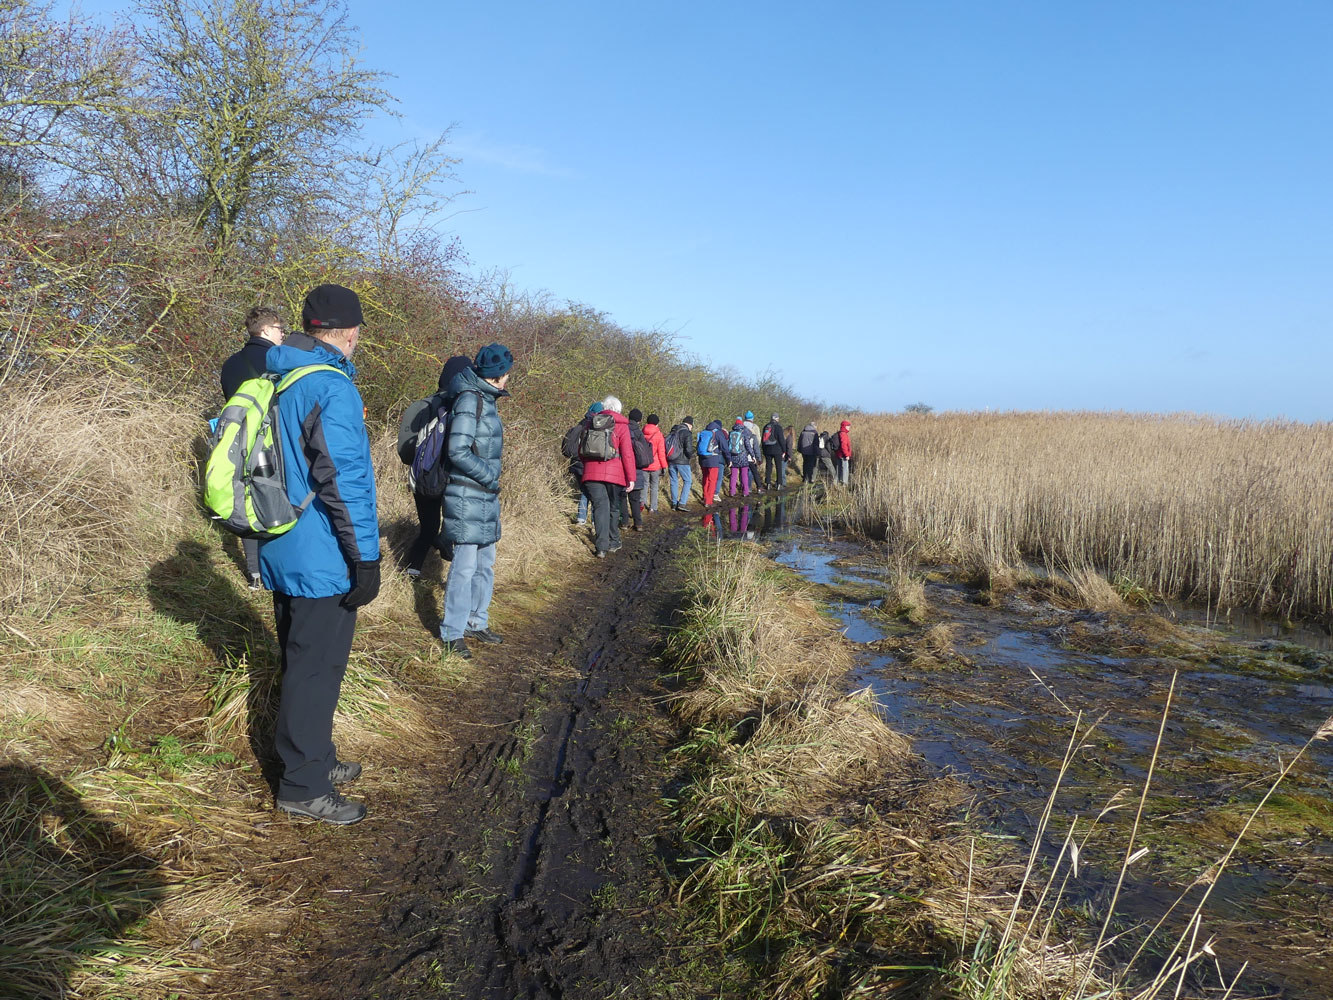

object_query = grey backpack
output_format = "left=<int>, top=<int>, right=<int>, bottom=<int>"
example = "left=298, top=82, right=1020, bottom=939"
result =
left=579, top=411, right=619, bottom=461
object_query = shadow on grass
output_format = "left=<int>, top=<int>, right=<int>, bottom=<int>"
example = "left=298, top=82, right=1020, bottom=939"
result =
left=146, top=538, right=282, bottom=793
left=0, top=763, right=165, bottom=999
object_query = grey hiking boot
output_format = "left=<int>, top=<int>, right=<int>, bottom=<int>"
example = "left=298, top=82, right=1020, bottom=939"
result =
left=276, top=791, right=366, bottom=825
left=329, top=760, right=362, bottom=785
left=465, top=627, right=503, bottom=645
left=441, top=637, right=472, bottom=660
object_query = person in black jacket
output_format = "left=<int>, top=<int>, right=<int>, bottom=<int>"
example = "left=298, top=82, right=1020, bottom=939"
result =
left=219, top=306, right=285, bottom=589
left=760, top=412, right=789, bottom=490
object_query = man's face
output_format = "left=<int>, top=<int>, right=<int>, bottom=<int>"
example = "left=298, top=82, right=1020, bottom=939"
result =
left=260, top=322, right=285, bottom=345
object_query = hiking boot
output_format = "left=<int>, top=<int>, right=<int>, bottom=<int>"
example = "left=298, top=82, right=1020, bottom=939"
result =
left=329, top=760, right=362, bottom=785
left=465, top=627, right=503, bottom=645
left=276, top=791, right=366, bottom=825
left=441, top=637, right=472, bottom=660
left=405, top=567, right=422, bottom=580
left=595, top=550, right=606, bottom=559
left=608, top=541, right=623, bottom=553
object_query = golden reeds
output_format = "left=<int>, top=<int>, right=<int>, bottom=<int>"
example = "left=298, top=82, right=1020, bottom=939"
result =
left=847, top=411, right=1333, bottom=619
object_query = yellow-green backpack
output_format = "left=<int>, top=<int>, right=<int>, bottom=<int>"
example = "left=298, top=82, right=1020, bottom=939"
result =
left=203, top=365, right=345, bottom=538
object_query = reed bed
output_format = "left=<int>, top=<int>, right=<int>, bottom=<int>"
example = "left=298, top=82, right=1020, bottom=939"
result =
left=845, top=411, right=1333, bottom=620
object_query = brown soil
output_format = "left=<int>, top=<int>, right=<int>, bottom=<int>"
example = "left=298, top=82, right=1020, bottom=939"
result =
left=220, top=512, right=708, bottom=1000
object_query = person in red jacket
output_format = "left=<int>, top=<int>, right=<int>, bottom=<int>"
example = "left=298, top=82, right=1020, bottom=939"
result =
left=642, top=414, right=668, bottom=513
left=836, top=420, right=853, bottom=484
left=580, top=395, right=636, bottom=557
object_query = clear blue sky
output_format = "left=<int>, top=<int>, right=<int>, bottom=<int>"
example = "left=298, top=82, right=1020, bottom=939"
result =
left=79, top=1, right=1333, bottom=418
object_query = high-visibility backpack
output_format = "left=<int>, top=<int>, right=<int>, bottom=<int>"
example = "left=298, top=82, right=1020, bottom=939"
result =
left=728, top=426, right=745, bottom=455
left=579, top=411, right=619, bottom=461
left=204, top=365, right=345, bottom=538
left=410, top=390, right=483, bottom=499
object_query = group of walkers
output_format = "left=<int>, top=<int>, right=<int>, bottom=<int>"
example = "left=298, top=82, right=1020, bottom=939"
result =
left=216, top=284, right=514, bottom=826
left=213, top=284, right=854, bottom=826
left=561, top=402, right=854, bottom=558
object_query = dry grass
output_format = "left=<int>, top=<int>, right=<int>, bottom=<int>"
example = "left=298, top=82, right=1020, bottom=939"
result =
left=882, top=557, right=931, bottom=623
left=0, top=367, right=198, bottom=617
left=846, top=411, right=1333, bottom=620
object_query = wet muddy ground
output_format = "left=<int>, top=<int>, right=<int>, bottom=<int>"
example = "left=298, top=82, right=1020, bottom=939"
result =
left=732, top=494, right=1333, bottom=999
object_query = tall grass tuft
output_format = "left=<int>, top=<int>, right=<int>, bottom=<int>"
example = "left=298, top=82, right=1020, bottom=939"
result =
left=847, top=411, right=1333, bottom=619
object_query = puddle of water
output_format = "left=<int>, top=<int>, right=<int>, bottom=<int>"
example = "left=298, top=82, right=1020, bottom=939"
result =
left=760, top=517, right=1333, bottom=1000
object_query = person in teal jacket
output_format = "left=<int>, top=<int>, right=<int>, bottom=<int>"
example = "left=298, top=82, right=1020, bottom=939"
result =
left=438, top=343, right=513, bottom=660
left=259, top=284, right=379, bottom=827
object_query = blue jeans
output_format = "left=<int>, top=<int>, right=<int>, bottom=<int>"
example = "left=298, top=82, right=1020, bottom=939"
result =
left=577, top=491, right=589, bottom=522
left=440, top=542, right=496, bottom=641
left=668, top=464, right=692, bottom=507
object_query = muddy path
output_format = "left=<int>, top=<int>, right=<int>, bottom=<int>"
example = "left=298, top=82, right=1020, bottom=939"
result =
left=250, top=507, right=719, bottom=1000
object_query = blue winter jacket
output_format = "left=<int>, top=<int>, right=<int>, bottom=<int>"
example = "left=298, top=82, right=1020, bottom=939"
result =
left=258, top=334, right=380, bottom=597
left=441, top=366, right=508, bottom=546
left=697, top=419, right=732, bottom=470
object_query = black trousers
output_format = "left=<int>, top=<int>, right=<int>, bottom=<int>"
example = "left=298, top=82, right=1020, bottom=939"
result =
left=272, top=592, right=357, bottom=801
left=625, top=487, right=643, bottom=528
left=764, top=454, right=786, bottom=488
left=586, top=480, right=623, bottom=554
left=802, top=454, right=817, bottom=482
left=407, top=492, right=443, bottom=571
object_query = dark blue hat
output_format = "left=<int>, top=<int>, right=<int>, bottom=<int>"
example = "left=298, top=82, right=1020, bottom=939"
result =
left=474, top=343, right=513, bottom=379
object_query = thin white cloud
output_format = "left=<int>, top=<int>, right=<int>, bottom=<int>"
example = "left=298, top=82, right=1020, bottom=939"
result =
left=451, top=131, right=580, bottom=179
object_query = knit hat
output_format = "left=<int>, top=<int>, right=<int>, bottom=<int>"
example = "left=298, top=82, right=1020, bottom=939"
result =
left=646, top=413, right=659, bottom=425
left=587, top=401, right=603, bottom=414
left=745, top=410, right=754, bottom=420
left=302, top=283, right=363, bottom=330
left=734, top=417, right=743, bottom=424
left=771, top=413, right=780, bottom=421
left=683, top=415, right=694, bottom=426
left=474, top=343, right=513, bottom=378
left=628, top=407, right=643, bottom=423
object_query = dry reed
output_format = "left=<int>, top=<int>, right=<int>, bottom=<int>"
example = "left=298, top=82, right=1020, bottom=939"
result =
left=847, top=411, right=1333, bottom=619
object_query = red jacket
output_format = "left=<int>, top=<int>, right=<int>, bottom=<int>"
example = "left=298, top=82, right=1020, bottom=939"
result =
left=581, top=410, right=636, bottom=487
left=838, top=421, right=852, bottom=459
left=643, top=423, right=668, bottom=471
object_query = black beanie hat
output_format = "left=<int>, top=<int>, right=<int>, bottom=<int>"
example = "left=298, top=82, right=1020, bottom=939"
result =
left=628, top=407, right=643, bottom=423
left=302, top=283, right=363, bottom=329
left=683, top=415, right=694, bottom=425
left=474, top=343, right=514, bottom=378
left=646, top=413, right=659, bottom=425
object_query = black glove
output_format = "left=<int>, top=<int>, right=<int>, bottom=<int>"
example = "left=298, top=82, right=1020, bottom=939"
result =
left=343, top=559, right=381, bottom=608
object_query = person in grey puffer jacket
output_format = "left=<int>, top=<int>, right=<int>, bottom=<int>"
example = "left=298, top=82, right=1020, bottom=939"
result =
left=439, top=343, right=513, bottom=660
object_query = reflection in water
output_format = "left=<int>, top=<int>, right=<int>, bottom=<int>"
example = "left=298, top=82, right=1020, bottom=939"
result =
left=701, top=496, right=793, bottom=541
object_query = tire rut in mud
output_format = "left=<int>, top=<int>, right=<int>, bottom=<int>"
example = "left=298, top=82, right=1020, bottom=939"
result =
left=341, top=518, right=697, bottom=999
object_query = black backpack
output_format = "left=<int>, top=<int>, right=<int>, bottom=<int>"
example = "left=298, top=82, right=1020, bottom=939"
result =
left=630, top=423, right=653, bottom=469
left=411, top=390, right=483, bottom=499
left=798, top=427, right=816, bottom=452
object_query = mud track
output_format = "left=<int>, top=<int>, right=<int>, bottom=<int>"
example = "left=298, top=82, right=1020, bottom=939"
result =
left=265, top=512, right=708, bottom=999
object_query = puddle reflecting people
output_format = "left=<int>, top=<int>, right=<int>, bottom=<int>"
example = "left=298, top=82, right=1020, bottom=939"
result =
left=761, top=412, right=788, bottom=491
left=582, top=395, right=635, bottom=557
left=665, top=416, right=695, bottom=510
left=761, top=496, right=787, bottom=534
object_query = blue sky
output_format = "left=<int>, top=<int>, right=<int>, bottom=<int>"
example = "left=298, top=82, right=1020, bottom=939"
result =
left=76, top=1, right=1333, bottom=418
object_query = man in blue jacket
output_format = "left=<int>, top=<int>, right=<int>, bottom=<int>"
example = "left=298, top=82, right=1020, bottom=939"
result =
left=438, top=343, right=513, bottom=660
left=260, top=284, right=380, bottom=825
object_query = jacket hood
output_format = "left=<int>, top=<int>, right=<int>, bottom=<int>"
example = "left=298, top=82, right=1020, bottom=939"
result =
left=643, top=422, right=664, bottom=439
left=449, top=364, right=510, bottom=400
left=266, top=332, right=356, bottom=379
left=803, top=421, right=817, bottom=431
left=705, top=419, right=725, bottom=433
left=840, top=421, right=851, bottom=431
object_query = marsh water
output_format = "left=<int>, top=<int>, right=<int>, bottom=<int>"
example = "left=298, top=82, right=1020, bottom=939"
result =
left=703, top=493, right=1333, bottom=998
